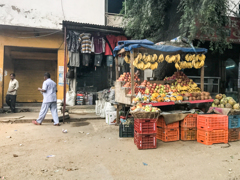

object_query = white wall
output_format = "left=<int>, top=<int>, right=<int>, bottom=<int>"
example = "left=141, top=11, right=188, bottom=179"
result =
left=229, top=0, right=240, bottom=17
left=0, top=0, right=105, bottom=29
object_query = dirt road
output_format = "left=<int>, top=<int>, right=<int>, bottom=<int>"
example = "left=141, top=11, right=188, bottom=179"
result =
left=0, top=120, right=240, bottom=180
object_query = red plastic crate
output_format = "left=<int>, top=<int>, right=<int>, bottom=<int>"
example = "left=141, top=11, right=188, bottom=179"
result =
left=134, top=119, right=157, bottom=134
left=180, top=127, right=197, bottom=141
left=134, top=131, right=157, bottom=150
left=157, top=127, right=179, bottom=142
left=157, top=116, right=179, bottom=128
left=197, top=115, right=228, bottom=131
left=180, top=114, right=197, bottom=128
left=228, top=128, right=239, bottom=142
left=197, top=129, right=228, bottom=145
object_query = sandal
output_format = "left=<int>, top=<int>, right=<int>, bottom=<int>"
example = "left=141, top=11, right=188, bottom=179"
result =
left=53, top=124, right=61, bottom=126
left=32, top=120, right=41, bottom=125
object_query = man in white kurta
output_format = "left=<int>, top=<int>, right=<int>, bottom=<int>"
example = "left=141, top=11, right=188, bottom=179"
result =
left=32, top=72, right=60, bottom=126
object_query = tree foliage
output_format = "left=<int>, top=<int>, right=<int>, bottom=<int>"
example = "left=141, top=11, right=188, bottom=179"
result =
left=121, top=0, right=169, bottom=41
left=122, top=0, right=240, bottom=53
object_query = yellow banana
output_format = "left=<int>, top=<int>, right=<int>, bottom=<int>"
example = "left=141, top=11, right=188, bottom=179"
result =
left=152, top=54, right=158, bottom=62
left=165, top=55, right=170, bottom=63
left=174, top=54, right=180, bottom=63
left=175, top=62, right=181, bottom=70
left=158, top=54, right=164, bottom=63
left=198, top=54, right=206, bottom=61
left=185, top=54, right=189, bottom=61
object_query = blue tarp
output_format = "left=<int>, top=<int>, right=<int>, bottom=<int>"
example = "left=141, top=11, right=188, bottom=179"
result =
left=113, top=39, right=208, bottom=57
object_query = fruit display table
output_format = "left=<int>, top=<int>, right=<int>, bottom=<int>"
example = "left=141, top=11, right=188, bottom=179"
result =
left=142, top=99, right=214, bottom=107
left=113, top=39, right=208, bottom=124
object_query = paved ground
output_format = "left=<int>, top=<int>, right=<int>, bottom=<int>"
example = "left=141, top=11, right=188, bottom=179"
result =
left=0, top=112, right=71, bottom=123
left=0, top=120, right=240, bottom=180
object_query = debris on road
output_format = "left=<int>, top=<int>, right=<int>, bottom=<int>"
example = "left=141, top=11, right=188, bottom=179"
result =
left=143, top=162, right=148, bottom=166
left=46, top=155, right=55, bottom=158
left=62, top=129, right=68, bottom=133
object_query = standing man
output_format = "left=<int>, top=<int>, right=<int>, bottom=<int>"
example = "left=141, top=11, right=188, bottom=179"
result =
left=6, top=73, right=19, bottom=113
left=32, top=72, right=60, bottom=126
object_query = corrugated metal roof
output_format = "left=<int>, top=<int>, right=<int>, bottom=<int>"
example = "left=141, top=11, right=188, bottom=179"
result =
left=62, top=21, right=124, bottom=34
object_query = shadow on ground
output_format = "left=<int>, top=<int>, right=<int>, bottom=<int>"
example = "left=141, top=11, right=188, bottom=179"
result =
left=71, top=122, right=90, bottom=127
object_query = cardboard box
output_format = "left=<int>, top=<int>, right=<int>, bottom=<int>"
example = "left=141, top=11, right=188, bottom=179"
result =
left=106, top=111, right=117, bottom=125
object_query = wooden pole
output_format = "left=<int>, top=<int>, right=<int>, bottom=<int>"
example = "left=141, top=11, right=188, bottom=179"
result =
left=63, top=27, right=67, bottom=123
left=201, top=65, right=204, bottom=92
left=130, top=50, right=134, bottom=97
left=115, top=56, right=119, bottom=80
left=238, top=54, right=240, bottom=103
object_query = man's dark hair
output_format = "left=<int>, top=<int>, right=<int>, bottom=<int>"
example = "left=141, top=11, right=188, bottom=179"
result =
left=44, top=72, right=51, bottom=78
left=10, top=73, right=15, bottom=77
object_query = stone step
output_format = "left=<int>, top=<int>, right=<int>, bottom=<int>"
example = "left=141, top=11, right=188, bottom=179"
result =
left=65, top=105, right=95, bottom=110
left=3, top=107, right=41, bottom=113
left=67, top=108, right=96, bottom=114
left=4, top=103, right=42, bottom=107
left=66, top=105, right=96, bottom=114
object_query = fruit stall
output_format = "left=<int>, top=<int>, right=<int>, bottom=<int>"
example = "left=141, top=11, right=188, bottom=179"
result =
left=113, top=40, right=240, bottom=150
left=113, top=40, right=213, bottom=114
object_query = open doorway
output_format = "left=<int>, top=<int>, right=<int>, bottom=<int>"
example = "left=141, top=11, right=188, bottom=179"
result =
left=3, top=46, right=57, bottom=106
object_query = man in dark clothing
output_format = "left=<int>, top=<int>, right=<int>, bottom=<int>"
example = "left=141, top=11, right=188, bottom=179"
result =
left=6, top=73, right=19, bottom=113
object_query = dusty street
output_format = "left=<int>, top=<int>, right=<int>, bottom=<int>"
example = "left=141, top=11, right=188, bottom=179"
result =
left=0, top=120, right=240, bottom=180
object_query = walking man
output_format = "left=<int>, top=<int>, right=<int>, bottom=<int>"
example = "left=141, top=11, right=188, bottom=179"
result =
left=6, top=73, right=19, bottom=113
left=32, top=72, right=60, bottom=126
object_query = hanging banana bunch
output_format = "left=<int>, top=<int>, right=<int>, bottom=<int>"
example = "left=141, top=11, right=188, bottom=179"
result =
left=198, top=54, right=206, bottom=61
left=146, top=62, right=152, bottom=69
left=158, top=54, right=164, bottom=63
left=151, top=54, right=158, bottom=63
left=147, top=55, right=152, bottom=62
left=124, top=55, right=130, bottom=64
left=165, top=55, right=176, bottom=63
left=175, top=62, right=181, bottom=70
left=174, top=54, right=181, bottom=63
left=150, top=62, right=158, bottom=70
left=185, top=54, right=194, bottom=62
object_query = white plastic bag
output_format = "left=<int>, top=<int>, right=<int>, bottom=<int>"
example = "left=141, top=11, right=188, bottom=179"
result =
left=66, top=91, right=76, bottom=106
left=105, top=102, right=116, bottom=112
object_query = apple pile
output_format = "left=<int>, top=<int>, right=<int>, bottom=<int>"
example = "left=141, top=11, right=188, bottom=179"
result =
left=144, top=83, right=178, bottom=95
left=117, top=71, right=140, bottom=83
left=164, top=71, right=188, bottom=82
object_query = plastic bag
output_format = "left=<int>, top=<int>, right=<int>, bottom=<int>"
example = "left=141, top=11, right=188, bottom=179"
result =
left=66, top=91, right=76, bottom=106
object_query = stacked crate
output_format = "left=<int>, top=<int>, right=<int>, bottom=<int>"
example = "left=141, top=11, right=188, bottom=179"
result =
left=134, top=118, right=157, bottom=150
left=197, top=115, right=228, bottom=145
left=228, top=115, right=240, bottom=142
left=180, top=114, right=198, bottom=141
left=156, top=116, right=179, bottom=142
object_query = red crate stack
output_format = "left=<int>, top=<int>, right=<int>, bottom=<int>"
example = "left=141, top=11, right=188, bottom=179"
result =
left=134, top=118, right=157, bottom=150
left=157, top=116, right=179, bottom=142
left=197, top=115, right=228, bottom=145
left=134, top=131, right=157, bottom=149
left=180, top=114, right=197, bottom=141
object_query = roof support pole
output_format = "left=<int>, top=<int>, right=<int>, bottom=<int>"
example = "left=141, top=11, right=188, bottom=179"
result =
left=201, top=65, right=204, bottom=91
left=115, top=56, right=119, bottom=80
left=63, top=27, right=67, bottom=123
left=130, top=50, right=134, bottom=97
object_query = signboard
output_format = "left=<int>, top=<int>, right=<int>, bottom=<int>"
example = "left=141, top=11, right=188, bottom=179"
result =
left=58, top=66, right=64, bottom=86
left=226, top=17, right=240, bottom=44
left=196, top=17, right=240, bottom=44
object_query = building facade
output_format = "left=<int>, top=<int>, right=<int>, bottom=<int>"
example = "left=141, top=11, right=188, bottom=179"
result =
left=0, top=0, right=124, bottom=107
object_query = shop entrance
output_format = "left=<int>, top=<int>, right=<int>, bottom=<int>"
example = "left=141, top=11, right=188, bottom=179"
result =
left=3, top=46, right=57, bottom=104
